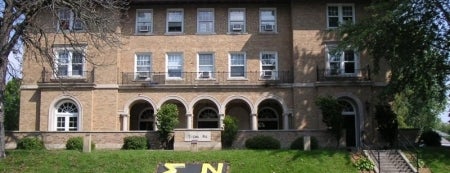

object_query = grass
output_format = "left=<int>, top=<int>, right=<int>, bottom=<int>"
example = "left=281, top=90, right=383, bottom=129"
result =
left=0, top=149, right=358, bottom=173
left=420, top=147, right=450, bottom=173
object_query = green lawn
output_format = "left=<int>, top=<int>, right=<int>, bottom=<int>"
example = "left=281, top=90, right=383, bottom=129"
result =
left=421, top=147, right=450, bottom=173
left=0, top=149, right=358, bottom=173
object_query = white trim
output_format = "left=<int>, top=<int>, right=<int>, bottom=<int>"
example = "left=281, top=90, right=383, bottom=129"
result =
left=134, top=53, right=152, bottom=80
left=260, top=51, right=278, bottom=79
left=228, top=52, right=247, bottom=79
left=53, top=46, right=87, bottom=78
left=326, top=3, right=355, bottom=28
left=197, top=8, right=215, bottom=34
left=166, top=52, right=184, bottom=80
left=259, top=8, right=277, bottom=33
left=48, top=96, right=83, bottom=131
left=135, top=9, right=153, bottom=34
left=188, top=95, right=221, bottom=115
left=221, top=95, right=255, bottom=115
left=197, top=52, right=215, bottom=79
left=166, top=8, right=184, bottom=33
left=228, top=8, right=246, bottom=33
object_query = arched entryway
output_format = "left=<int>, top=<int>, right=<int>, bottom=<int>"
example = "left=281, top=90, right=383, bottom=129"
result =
left=339, top=99, right=358, bottom=147
left=225, top=99, right=252, bottom=130
left=160, top=99, right=187, bottom=129
left=257, top=99, right=283, bottom=130
left=193, top=99, right=220, bottom=129
left=129, top=100, right=155, bottom=130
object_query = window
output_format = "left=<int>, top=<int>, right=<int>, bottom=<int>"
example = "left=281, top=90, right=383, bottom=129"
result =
left=260, top=8, right=276, bottom=32
left=166, top=53, right=183, bottom=79
left=327, top=4, right=354, bottom=28
left=135, top=53, right=151, bottom=80
left=198, top=53, right=215, bottom=79
left=197, top=108, right=219, bottom=128
left=197, top=8, right=214, bottom=33
left=57, top=8, right=83, bottom=31
left=258, top=108, right=279, bottom=130
left=326, top=44, right=359, bottom=76
left=260, top=52, right=278, bottom=79
left=229, top=53, right=246, bottom=78
left=55, top=101, right=79, bottom=131
left=139, top=108, right=155, bottom=130
left=167, top=9, right=184, bottom=33
left=136, top=9, right=153, bottom=34
left=55, top=47, right=85, bottom=77
left=228, top=8, right=245, bottom=33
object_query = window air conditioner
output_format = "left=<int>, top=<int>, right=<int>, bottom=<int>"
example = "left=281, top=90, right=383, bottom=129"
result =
left=262, top=71, right=273, bottom=78
left=232, top=24, right=242, bottom=31
left=264, top=24, right=274, bottom=31
left=137, top=73, right=150, bottom=80
left=138, top=25, right=150, bottom=32
left=73, top=21, right=83, bottom=30
left=199, top=71, right=211, bottom=78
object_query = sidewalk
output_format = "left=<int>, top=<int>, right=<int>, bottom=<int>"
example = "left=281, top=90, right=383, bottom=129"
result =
left=436, top=130, right=450, bottom=147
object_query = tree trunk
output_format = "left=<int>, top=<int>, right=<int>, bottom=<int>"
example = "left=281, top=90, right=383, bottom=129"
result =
left=0, top=53, right=10, bottom=159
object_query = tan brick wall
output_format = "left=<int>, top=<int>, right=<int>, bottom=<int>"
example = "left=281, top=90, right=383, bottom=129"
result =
left=19, top=90, right=40, bottom=131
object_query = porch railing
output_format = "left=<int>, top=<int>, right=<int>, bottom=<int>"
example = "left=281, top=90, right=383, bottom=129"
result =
left=39, top=68, right=94, bottom=83
left=316, top=65, right=371, bottom=81
left=120, top=71, right=293, bottom=86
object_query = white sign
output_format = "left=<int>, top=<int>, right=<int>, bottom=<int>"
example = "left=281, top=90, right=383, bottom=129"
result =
left=185, top=131, right=211, bottom=142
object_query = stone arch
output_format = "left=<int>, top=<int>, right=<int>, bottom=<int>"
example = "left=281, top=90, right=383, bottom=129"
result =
left=221, top=95, right=255, bottom=115
left=158, top=95, right=189, bottom=112
left=188, top=95, right=221, bottom=115
left=158, top=95, right=189, bottom=129
left=255, top=95, right=289, bottom=114
left=123, top=95, right=157, bottom=115
left=48, top=95, right=83, bottom=131
left=335, top=92, right=364, bottom=148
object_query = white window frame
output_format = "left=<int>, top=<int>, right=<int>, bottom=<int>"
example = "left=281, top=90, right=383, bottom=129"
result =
left=135, top=9, right=153, bottom=34
left=325, top=44, right=359, bottom=76
left=166, top=9, right=184, bottom=33
left=327, top=4, right=355, bottom=28
left=260, top=51, right=278, bottom=79
left=166, top=53, right=184, bottom=79
left=54, top=100, right=80, bottom=131
left=259, top=8, right=277, bottom=33
left=258, top=107, right=279, bottom=130
left=228, top=8, right=246, bottom=33
left=197, top=8, right=215, bottom=34
left=57, top=8, right=84, bottom=31
left=197, top=53, right=215, bottom=79
left=135, top=53, right=152, bottom=80
left=54, top=47, right=86, bottom=78
left=197, top=107, right=219, bottom=128
left=229, top=52, right=247, bottom=79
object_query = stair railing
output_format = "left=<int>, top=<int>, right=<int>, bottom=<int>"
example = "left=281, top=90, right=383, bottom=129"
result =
left=396, top=133, right=420, bottom=173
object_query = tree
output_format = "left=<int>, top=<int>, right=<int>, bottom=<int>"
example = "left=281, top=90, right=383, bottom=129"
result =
left=375, top=104, right=398, bottom=147
left=222, top=116, right=238, bottom=148
left=315, top=95, right=344, bottom=147
left=4, top=78, right=20, bottom=130
left=0, top=0, right=129, bottom=158
left=156, top=103, right=179, bottom=150
left=336, top=0, right=450, bottom=130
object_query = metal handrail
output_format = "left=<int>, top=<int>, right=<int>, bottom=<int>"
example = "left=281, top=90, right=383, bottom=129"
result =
left=397, top=133, right=420, bottom=173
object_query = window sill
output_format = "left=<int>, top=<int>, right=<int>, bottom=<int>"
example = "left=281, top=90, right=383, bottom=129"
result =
left=164, top=32, right=185, bottom=36
left=195, top=32, right=217, bottom=35
left=227, top=77, right=248, bottom=81
left=258, top=31, right=278, bottom=35
left=134, top=32, right=154, bottom=36
left=226, top=32, right=248, bottom=35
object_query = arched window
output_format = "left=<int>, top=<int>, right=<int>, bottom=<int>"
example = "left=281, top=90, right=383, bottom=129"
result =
left=55, top=101, right=79, bottom=131
left=139, top=108, right=154, bottom=130
left=340, top=100, right=355, bottom=115
left=258, top=107, right=278, bottom=130
left=197, top=108, right=219, bottom=128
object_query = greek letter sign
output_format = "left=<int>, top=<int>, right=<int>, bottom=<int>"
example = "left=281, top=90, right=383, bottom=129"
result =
left=156, top=163, right=228, bottom=173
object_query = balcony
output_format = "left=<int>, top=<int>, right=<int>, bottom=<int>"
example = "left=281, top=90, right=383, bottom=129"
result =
left=316, top=65, right=371, bottom=81
left=120, top=71, right=293, bottom=86
left=38, top=68, right=95, bottom=84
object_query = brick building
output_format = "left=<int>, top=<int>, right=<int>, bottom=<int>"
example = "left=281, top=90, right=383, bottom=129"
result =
left=14, top=0, right=387, bottom=149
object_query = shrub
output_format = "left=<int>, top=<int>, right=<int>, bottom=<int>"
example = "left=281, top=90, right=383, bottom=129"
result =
left=420, top=130, right=441, bottom=147
left=122, top=136, right=148, bottom=150
left=245, top=135, right=280, bottom=149
left=290, top=136, right=319, bottom=150
left=16, top=137, right=45, bottom=150
left=222, top=116, right=238, bottom=148
left=66, top=137, right=83, bottom=150
left=66, top=137, right=96, bottom=151
left=156, top=103, right=179, bottom=149
left=354, top=157, right=375, bottom=171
